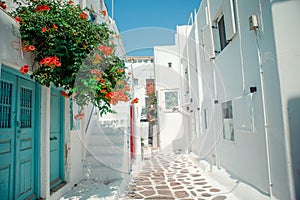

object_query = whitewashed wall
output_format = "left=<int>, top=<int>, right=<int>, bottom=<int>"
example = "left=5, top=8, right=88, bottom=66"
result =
left=186, top=0, right=299, bottom=199
left=154, top=44, right=190, bottom=153
left=270, top=1, right=300, bottom=199
left=0, top=8, right=86, bottom=199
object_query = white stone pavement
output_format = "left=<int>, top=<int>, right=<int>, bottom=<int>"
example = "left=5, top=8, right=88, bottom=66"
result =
left=60, top=149, right=271, bottom=200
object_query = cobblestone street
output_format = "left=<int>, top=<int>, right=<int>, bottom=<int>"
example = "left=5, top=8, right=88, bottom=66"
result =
left=123, top=152, right=238, bottom=200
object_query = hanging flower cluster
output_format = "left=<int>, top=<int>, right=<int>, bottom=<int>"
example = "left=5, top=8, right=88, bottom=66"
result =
left=70, top=43, right=131, bottom=115
left=20, top=65, right=29, bottom=74
left=40, top=56, right=61, bottom=68
left=10, top=0, right=130, bottom=115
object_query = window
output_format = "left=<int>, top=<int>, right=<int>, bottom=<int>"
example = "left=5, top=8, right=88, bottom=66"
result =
left=218, top=15, right=228, bottom=51
left=164, top=91, right=178, bottom=111
left=133, top=78, right=138, bottom=86
left=222, top=101, right=234, bottom=141
left=211, top=0, right=236, bottom=54
left=168, top=62, right=172, bottom=68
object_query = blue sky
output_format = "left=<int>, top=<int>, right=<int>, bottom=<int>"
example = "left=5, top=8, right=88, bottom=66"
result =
left=104, top=0, right=201, bottom=56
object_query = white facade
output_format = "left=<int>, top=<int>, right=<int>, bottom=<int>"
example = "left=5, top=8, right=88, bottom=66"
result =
left=0, top=8, right=86, bottom=199
left=155, top=0, right=300, bottom=199
left=125, top=57, right=154, bottom=166
left=154, top=27, right=192, bottom=153
left=0, top=0, right=127, bottom=199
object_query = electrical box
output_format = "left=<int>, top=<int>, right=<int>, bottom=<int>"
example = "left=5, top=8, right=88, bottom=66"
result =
left=249, top=15, right=259, bottom=30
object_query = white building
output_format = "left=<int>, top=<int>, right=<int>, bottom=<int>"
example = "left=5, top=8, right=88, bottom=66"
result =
left=154, top=0, right=300, bottom=199
left=124, top=56, right=155, bottom=166
left=0, top=0, right=127, bottom=199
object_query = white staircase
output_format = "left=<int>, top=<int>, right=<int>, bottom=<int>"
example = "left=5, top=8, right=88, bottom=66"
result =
left=84, top=112, right=130, bottom=196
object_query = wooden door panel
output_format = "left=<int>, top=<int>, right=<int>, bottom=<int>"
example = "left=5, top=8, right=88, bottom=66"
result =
left=0, top=72, right=16, bottom=200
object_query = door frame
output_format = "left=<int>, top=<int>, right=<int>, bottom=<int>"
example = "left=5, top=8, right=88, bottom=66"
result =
left=49, top=87, right=65, bottom=190
left=1, top=64, right=41, bottom=199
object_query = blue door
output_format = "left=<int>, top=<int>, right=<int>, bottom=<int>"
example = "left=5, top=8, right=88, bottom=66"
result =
left=0, top=70, right=38, bottom=200
left=50, top=88, right=64, bottom=190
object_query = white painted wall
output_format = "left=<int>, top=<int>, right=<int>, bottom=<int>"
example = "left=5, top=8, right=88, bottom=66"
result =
left=0, top=10, right=31, bottom=69
left=271, top=1, right=300, bottom=199
left=0, top=6, right=94, bottom=200
left=182, top=0, right=299, bottom=199
left=154, top=44, right=190, bottom=153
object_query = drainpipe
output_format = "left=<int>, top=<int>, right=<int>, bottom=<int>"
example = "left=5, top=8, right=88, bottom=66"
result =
left=253, top=24, right=274, bottom=198
left=186, top=12, right=194, bottom=153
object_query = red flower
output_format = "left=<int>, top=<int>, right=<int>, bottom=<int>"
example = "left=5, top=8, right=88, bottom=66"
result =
left=98, top=45, right=105, bottom=51
left=97, top=46, right=113, bottom=56
left=96, top=54, right=103, bottom=60
left=131, top=97, right=139, bottom=104
left=123, top=85, right=130, bottom=92
left=100, top=10, right=107, bottom=16
left=28, top=45, right=35, bottom=51
left=96, top=77, right=105, bottom=83
left=74, top=113, right=84, bottom=120
left=40, top=56, right=61, bottom=68
left=101, top=89, right=107, bottom=93
left=67, top=1, right=73, bottom=5
left=105, top=92, right=114, bottom=99
left=23, top=45, right=30, bottom=52
left=79, top=11, right=88, bottom=20
left=23, top=45, right=35, bottom=52
left=15, top=17, right=22, bottom=23
left=117, top=69, right=124, bottom=73
left=0, top=2, right=6, bottom=10
left=60, top=91, right=69, bottom=98
left=52, top=24, right=58, bottom=29
left=42, top=26, right=48, bottom=33
left=36, top=5, right=50, bottom=12
left=20, top=65, right=29, bottom=74
left=54, top=61, right=61, bottom=67
left=103, top=46, right=113, bottom=56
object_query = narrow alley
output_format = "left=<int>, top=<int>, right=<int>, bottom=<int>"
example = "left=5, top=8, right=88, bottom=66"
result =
left=0, top=0, right=299, bottom=200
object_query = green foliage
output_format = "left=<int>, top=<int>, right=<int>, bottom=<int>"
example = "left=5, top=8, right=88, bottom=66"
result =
left=10, top=0, right=130, bottom=115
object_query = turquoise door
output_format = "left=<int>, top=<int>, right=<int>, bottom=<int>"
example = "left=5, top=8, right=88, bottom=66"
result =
left=50, top=88, right=64, bottom=190
left=0, top=70, right=38, bottom=200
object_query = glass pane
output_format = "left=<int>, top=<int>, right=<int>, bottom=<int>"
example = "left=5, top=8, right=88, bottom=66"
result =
left=222, top=101, right=234, bottom=141
left=20, top=88, right=32, bottom=128
left=165, top=91, right=178, bottom=110
left=0, top=81, right=12, bottom=128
